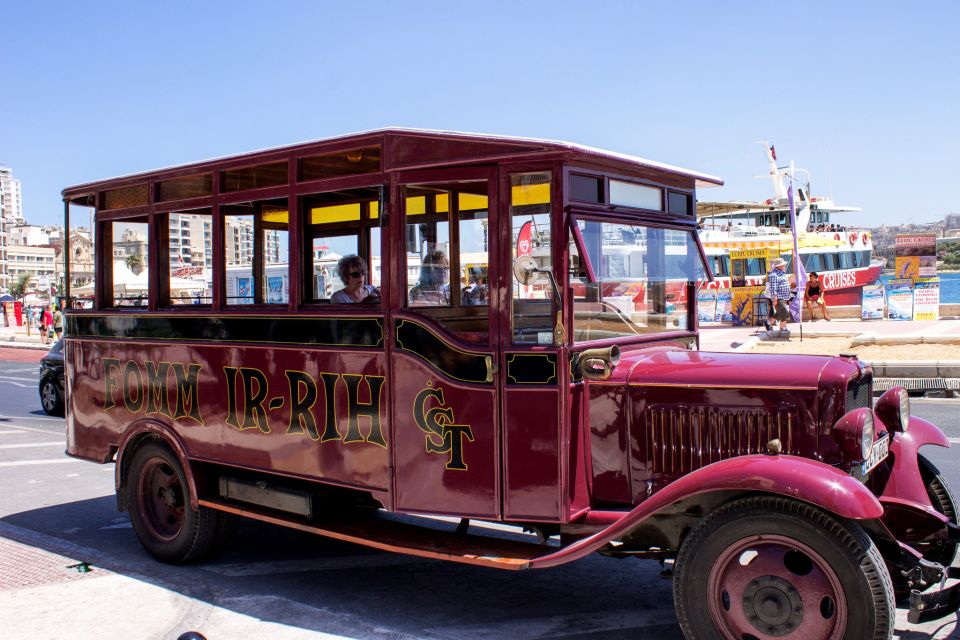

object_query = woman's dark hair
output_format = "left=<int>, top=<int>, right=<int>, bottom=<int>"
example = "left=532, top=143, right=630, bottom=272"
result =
left=336, top=254, right=367, bottom=285
left=809, top=272, right=819, bottom=278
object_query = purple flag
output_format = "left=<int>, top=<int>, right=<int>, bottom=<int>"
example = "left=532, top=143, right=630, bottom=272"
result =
left=787, top=183, right=808, bottom=322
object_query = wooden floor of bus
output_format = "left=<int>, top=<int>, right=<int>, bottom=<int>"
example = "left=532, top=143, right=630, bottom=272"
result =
left=200, top=499, right=551, bottom=570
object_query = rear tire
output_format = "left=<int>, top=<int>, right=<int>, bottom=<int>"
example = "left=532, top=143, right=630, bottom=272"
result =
left=125, top=441, right=223, bottom=564
left=673, top=496, right=894, bottom=640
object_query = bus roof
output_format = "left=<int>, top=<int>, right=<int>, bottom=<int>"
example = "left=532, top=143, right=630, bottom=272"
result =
left=62, top=127, right=723, bottom=202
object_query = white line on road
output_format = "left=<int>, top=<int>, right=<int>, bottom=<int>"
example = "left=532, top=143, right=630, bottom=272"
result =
left=0, top=458, right=78, bottom=467
left=0, top=429, right=29, bottom=434
left=0, top=381, right=31, bottom=388
left=0, top=375, right=36, bottom=382
left=0, top=441, right=63, bottom=449
left=949, top=438, right=960, bottom=444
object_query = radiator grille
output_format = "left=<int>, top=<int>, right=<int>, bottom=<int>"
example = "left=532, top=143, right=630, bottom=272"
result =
left=846, top=374, right=873, bottom=411
left=646, top=406, right=799, bottom=475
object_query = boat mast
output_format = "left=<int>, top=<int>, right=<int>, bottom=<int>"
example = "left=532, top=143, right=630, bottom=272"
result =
left=760, top=141, right=788, bottom=201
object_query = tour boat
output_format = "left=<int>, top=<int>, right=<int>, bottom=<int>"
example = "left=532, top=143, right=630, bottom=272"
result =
left=696, top=143, right=882, bottom=306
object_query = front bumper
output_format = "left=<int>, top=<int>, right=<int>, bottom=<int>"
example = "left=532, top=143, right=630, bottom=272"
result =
left=910, top=566, right=960, bottom=623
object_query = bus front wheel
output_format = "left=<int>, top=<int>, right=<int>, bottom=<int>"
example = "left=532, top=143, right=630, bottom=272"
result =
left=125, top=441, right=224, bottom=564
left=673, top=496, right=894, bottom=640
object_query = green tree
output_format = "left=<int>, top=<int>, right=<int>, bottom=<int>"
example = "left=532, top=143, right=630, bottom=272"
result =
left=126, top=254, right=144, bottom=275
left=11, top=272, right=33, bottom=300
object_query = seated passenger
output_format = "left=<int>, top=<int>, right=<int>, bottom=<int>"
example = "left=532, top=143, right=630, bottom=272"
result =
left=410, top=251, right=451, bottom=306
left=330, top=255, right=379, bottom=303
left=461, top=268, right=487, bottom=306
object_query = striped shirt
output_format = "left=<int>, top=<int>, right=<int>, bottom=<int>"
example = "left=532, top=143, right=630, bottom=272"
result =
left=767, top=268, right=791, bottom=300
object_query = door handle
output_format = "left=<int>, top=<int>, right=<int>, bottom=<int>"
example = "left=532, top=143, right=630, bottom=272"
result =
left=484, top=355, right=497, bottom=383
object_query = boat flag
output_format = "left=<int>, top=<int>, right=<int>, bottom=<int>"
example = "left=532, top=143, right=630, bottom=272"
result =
left=787, top=181, right=808, bottom=323
left=770, top=145, right=777, bottom=161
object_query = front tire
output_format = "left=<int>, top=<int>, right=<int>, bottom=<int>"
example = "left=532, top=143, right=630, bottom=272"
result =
left=125, top=441, right=224, bottom=564
left=673, top=496, right=894, bottom=640
left=918, top=454, right=958, bottom=567
left=39, top=377, right=63, bottom=416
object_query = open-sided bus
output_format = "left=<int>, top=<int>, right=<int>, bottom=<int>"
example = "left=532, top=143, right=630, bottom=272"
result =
left=62, top=129, right=958, bottom=638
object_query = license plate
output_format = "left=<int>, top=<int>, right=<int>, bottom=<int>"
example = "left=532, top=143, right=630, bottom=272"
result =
left=861, top=435, right=890, bottom=475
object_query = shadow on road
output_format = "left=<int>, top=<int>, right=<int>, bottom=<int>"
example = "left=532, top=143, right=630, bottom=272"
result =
left=1, top=497, right=680, bottom=639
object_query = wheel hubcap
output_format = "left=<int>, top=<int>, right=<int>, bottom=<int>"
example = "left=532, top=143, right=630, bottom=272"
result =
left=137, top=458, right=185, bottom=542
left=707, top=535, right=847, bottom=639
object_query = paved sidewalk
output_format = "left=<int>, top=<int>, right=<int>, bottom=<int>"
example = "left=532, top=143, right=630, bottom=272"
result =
left=0, top=321, right=52, bottom=350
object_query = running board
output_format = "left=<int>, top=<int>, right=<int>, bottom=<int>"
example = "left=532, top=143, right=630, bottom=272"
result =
left=199, top=499, right=549, bottom=570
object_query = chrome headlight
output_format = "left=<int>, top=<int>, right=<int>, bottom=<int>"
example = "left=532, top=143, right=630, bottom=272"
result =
left=875, top=386, right=910, bottom=433
left=832, top=408, right=875, bottom=462
left=859, top=411, right=875, bottom=460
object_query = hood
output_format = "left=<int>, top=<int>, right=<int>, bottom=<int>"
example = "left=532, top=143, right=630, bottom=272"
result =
left=616, top=347, right=834, bottom=390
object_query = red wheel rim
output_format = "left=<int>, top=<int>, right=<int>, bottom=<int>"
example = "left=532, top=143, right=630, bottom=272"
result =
left=706, top=534, right=848, bottom=639
left=137, top=457, right=185, bottom=542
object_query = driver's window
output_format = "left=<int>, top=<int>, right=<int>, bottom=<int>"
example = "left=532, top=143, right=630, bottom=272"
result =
left=510, top=172, right=553, bottom=344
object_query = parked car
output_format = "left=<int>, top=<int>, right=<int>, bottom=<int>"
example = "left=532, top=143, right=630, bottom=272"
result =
left=39, top=339, right=65, bottom=415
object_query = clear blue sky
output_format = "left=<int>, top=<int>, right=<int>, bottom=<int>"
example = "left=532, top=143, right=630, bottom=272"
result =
left=2, top=1, right=957, bottom=227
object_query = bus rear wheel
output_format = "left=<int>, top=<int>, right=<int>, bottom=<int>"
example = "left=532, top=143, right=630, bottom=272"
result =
left=125, top=441, right=224, bottom=564
left=673, top=496, right=894, bottom=640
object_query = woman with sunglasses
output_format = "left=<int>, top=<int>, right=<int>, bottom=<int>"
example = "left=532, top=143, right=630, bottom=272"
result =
left=331, top=255, right=380, bottom=303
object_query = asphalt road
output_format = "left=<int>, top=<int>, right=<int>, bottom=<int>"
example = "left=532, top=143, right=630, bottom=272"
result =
left=1, top=348, right=958, bottom=640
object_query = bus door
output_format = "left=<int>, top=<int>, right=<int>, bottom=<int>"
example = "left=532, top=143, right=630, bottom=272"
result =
left=499, top=170, right=564, bottom=522
left=390, top=167, right=501, bottom=518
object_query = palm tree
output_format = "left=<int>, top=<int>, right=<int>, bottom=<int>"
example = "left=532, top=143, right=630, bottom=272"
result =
left=11, top=272, right=32, bottom=300
left=126, top=254, right=144, bottom=275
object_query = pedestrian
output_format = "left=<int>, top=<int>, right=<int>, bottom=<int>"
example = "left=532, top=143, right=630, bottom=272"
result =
left=805, top=272, right=831, bottom=321
left=52, top=304, right=64, bottom=340
left=40, top=305, right=52, bottom=345
left=767, top=258, right=792, bottom=333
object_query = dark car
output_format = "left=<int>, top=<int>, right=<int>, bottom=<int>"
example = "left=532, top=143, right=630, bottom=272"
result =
left=39, top=339, right=65, bottom=416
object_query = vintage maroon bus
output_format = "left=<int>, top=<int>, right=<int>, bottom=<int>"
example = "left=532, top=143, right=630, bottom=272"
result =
left=62, top=129, right=958, bottom=638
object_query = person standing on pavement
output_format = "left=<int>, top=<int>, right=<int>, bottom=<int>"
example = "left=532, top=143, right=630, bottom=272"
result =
left=767, top=258, right=792, bottom=333
left=52, top=304, right=64, bottom=340
left=41, top=305, right=53, bottom=345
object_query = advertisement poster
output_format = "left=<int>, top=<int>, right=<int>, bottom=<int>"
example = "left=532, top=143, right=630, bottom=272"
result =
left=895, top=234, right=937, bottom=279
left=860, top=285, right=885, bottom=320
left=237, top=277, right=253, bottom=304
left=895, top=256, right=919, bottom=279
left=913, top=277, right=940, bottom=321
left=731, top=286, right=765, bottom=326
left=885, top=279, right=914, bottom=321
left=696, top=291, right=717, bottom=323
left=714, top=291, right=733, bottom=323
left=266, top=276, right=285, bottom=304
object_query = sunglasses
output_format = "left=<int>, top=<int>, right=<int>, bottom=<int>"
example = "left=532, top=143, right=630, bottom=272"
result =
left=349, top=271, right=365, bottom=278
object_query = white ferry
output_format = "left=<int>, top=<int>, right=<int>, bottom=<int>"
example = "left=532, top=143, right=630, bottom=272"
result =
left=696, top=143, right=881, bottom=306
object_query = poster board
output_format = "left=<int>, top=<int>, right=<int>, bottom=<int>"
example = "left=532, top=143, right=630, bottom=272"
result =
left=895, top=234, right=937, bottom=279
left=885, top=279, right=914, bottom=320
left=860, top=285, right=885, bottom=320
left=714, top=291, right=733, bottom=323
left=731, top=286, right=765, bottom=327
left=913, top=277, right=940, bottom=321
left=696, top=290, right=717, bottom=323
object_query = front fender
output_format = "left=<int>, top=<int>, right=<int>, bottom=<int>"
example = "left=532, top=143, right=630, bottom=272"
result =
left=531, top=455, right=881, bottom=569
left=880, top=416, right=951, bottom=511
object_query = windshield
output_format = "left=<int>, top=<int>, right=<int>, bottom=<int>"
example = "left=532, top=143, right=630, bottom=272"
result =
left=570, top=220, right=706, bottom=342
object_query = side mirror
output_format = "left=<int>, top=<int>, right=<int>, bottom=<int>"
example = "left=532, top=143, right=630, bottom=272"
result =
left=578, top=345, right=621, bottom=381
left=513, top=256, right=540, bottom=285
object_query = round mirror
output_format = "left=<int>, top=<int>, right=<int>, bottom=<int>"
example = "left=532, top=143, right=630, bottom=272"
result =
left=513, top=256, right=539, bottom=285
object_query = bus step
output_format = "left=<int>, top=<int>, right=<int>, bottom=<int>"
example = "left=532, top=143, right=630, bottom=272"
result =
left=199, top=499, right=545, bottom=570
